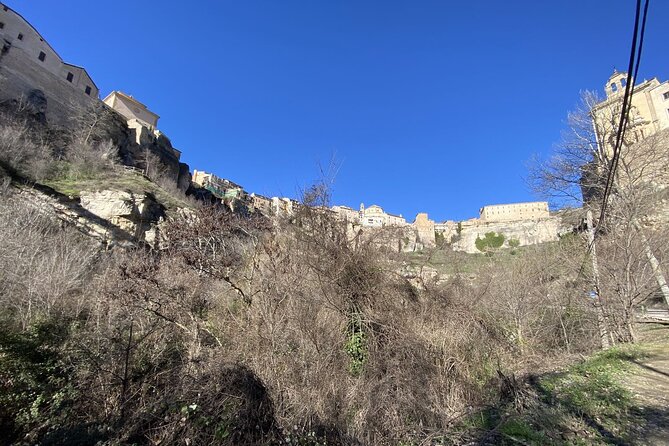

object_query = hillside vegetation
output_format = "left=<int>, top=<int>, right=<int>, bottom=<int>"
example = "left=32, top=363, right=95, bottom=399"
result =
left=1, top=99, right=669, bottom=445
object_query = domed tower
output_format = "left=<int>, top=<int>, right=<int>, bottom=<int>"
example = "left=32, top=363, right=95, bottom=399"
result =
left=605, top=70, right=631, bottom=98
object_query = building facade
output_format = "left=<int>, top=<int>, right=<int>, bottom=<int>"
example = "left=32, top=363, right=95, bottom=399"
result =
left=332, top=205, right=360, bottom=223
left=192, top=170, right=246, bottom=200
left=479, top=202, right=549, bottom=223
left=592, top=71, right=669, bottom=156
left=358, top=203, right=406, bottom=227
left=250, top=193, right=272, bottom=215
left=103, top=91, right=159, bottom=129
left=0, top=3, right=98, bottom=98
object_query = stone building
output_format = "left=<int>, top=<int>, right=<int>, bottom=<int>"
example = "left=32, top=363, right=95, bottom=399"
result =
left=332, top=205, right=360, bottom=223
left=103, top=91, right=159, bottom=129
left=479, top=202, right=549, bottom=223
left=250, top=193, right=272, bottom=215
left=0, top=3, right=99, bottom=125
left=358, top=203, right=406, bottom=227
left=192, top=170, right=246, bottom=200
left=271, top=197, right=299, bottom=217
left=0, top=3, right=98, bottom=99
left=413, top=213, right=436, bottom=247
left=592, top=70, right=669, bottom=156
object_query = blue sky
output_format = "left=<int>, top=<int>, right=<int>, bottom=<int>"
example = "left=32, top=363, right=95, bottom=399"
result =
left=12, top=1, right=669, bottom=221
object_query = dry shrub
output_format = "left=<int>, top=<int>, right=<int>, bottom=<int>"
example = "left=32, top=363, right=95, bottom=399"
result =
left=0, top=182, right=600, bottom=445
left=0, top=110, right=53, bottom=180
left=0, top=189, right=99, bottom=329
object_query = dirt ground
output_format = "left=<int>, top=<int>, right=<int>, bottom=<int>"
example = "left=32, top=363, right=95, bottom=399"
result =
left=623, top=325, right=669, bottom=446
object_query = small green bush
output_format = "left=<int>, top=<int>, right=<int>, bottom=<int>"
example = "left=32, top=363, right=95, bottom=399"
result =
left=475, top=232, right=505, bottom=253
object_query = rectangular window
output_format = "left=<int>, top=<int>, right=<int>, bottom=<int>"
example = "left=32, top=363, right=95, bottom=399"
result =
left=17, top=33, right=23, bottom=40
left=38, top=51, right=45, bottom=61
left=85, top=86, right=92, bottom=95
left=0, top=22, right=4, bottom=29
left=66, top=72, right=74, bottom=82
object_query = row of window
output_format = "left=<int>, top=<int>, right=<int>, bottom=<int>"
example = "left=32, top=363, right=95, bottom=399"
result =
left=0, top=15, right=93, bottom=96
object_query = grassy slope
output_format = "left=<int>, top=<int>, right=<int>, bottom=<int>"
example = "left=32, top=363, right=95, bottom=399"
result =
left=400, top=244, right=545, bottom=276
left=460, top=325, right=669, bottom=445
left=43, top=166, right=193, bottom=211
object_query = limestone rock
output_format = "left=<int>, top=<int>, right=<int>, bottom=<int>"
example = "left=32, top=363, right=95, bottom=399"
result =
left=79, top=189, right=165, bottom=243
left=452, top=217, right=560, bottom=253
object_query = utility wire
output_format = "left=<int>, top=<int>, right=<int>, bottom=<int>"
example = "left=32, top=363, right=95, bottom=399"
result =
left=596, top=0, right=649, bottom=232
left=576, top=0, right=649, bottom=281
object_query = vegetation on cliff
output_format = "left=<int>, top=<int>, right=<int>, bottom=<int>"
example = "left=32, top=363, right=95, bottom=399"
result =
left=1, top=94, right=669, bottom=445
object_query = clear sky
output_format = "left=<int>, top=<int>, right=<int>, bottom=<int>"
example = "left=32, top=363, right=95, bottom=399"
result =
left=11, top=1, right=669, bottom=221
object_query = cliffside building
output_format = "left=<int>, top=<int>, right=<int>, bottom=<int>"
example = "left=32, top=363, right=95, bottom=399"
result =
left=359, top=203, right=406, bottom=227
left=192, top=170, right=245, bottom=200
left=103, top=91, right=159, bottom=129
left=0, top=3, right=100, bottom=125
left=479, top=202, right=549, bottom=223
left=0, top=3, right=98, bottom=99
left=332, top=205, right=360, bottom=223
left=592, top=71, right=669, bottom=156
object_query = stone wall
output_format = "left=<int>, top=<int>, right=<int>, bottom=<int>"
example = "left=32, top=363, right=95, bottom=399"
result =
left=452, top=217, right=561, bottom=254
left=0, top=44, right=96, bottom=125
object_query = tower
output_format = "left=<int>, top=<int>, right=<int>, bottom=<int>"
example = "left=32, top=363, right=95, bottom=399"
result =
left=604, top=70, right=631, bottom=98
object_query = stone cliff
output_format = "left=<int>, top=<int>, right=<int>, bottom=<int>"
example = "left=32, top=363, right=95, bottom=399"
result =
left=452, top=217, right=561, bottom=253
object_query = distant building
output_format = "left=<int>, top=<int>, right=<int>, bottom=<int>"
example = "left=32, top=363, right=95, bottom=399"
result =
left=479, top=202, right=549, bottom=223
left=192, top=170, right=245, bottom=200
left=103, top=91, right=159, bottom=129
left=332, top=205, right=360, bottom=223
left=592, top=70, right=669, bottom=156
left=250, top=193, right=272, bottom=215
left=413, top=213, right=436, bottom=247
left=272, top=197, right=300, bottom=217
left=359, top=203, right=406, bottom=227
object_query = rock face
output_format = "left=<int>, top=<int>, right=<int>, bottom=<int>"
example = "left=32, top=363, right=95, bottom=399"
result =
left=79, top=190, right=165, bottom=243
left=452, top=217, right=561, bottom=253
left=12, top=185, right=136, bottom=248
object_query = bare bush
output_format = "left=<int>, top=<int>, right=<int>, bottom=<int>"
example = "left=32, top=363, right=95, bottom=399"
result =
left=0, top=190, right=99, bottom=329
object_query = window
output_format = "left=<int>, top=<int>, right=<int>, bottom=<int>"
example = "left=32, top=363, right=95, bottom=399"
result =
left=66, top=72, right=73, bottom=82
left=85, top=86, right=91, bottom=95
left=17, top=33, right=23, bottom=40
left=0, top=22, right=4, bottom=29
left=620, top=78, right=627, bottom=87
left=3, top=6, right=8, bottom=11
left=38, top=51, right=45, bottom=61
left=611, top=83, right=617, bottom=92
left=664, top=92, right=669, bottom=100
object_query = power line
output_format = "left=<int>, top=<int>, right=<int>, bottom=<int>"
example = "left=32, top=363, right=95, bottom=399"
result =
left=596, top=0, right=650, bottom=232
left=576, top=0, right=650, bottom=282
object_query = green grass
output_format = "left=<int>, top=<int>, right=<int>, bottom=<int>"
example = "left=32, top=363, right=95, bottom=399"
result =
left=43, top=165, right=193, bottom=211
left=400, top=248, right=521, bottom=276
left=453, top=343, right=656, bottom=445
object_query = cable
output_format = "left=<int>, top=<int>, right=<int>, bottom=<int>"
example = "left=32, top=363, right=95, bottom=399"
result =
left=596, top=0, right=650, bottom=232
left=575, top=0, right=650, bottom=284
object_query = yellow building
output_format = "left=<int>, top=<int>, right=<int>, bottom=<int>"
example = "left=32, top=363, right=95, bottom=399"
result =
left=332, top=205, right=360, bottom=223
left=479, top=202, right=549, bottom=223
left=103, top=91, right=159, bottom=129
left=192, top=170, right=245, bottom=200
left=592, top=71, right=669, bottom=156
left=250, top=193, right=272, bottom=215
